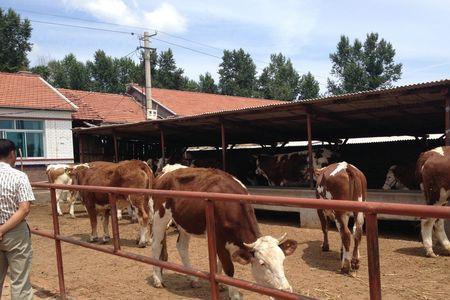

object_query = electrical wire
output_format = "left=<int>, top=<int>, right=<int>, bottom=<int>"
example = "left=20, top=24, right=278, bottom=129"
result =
left=29, top=19, right=136, bottom=35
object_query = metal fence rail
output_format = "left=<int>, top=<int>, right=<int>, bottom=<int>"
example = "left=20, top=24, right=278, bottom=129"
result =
left=30, top=182, right=450, bottom=300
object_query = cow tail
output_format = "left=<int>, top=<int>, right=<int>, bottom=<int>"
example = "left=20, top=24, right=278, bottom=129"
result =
left=347, top=167, right=362, bottom=201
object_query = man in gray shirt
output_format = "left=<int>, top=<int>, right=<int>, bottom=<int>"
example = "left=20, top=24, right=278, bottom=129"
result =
left=0, top=139, right=34, bottom=299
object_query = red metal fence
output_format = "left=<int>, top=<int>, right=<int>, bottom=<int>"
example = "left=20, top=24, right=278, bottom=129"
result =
left=30, top=182, right=450, bottom=300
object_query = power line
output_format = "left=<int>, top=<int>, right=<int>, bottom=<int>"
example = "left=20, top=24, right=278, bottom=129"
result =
left=6, top=6, right=271, bottom=65
left=29, top=19, right=136, bottom=35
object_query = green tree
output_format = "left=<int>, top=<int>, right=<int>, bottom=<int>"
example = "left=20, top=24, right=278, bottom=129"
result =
left=45, top=54, right=90, bottom=90
left=182, top=77, right=199, bottom=91
left=258, top=53, right=299, bottom=100
left=0, top=8, right=32, bottom=72
left=327, top=33, right=402, bottom=95
left=198, top=72, right=218, bottom=94
left=87, top=50, right=117, bottom=92
left=156, top=49, right=184, bottom=89
left=298, top=72, right=320, bottom=100
left=30, top=65, right=50, bottom=81
left=218, top=49, right=257, bottom=97
left=114, top=57, right=139, bottom=93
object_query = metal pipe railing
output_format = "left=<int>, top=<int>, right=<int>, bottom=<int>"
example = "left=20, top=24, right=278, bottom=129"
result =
left=30, top=182, right=450, bottom=300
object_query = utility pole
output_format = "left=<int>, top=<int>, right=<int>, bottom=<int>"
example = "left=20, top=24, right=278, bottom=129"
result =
left=142, top=31, right=158, bottom=120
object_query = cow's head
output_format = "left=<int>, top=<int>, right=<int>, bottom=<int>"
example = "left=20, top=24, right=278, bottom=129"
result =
left=232, top=233, right=297, bottom=293
left=66, top=164, right=89, bottom=202
left=254, top=155, right=272, bottom=179
left=382, top=165, right=398, bottom=190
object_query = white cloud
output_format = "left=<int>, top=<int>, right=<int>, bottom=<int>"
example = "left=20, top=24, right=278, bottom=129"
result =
left=144, top=3, right=187, bottom=33
left=62, top=0, right=187, bottom=33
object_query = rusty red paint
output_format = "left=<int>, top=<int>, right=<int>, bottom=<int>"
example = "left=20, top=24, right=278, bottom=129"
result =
left=32, top=183, right=450, bottom=300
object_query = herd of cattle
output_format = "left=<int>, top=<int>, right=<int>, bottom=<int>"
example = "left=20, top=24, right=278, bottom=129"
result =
left=44, top=146, right=450, bottom=299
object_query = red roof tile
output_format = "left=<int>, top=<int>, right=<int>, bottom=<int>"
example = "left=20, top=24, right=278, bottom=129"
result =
left=130, top=85, right=283, bottom=116
left=59, top=88, right=146, bottom=123
left=0, top=72, right=76, bottom=111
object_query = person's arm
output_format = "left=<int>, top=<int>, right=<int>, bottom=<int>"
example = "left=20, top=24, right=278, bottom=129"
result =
left=0, top=173, right=35, bottom=240
left=0, top=202, right=31, bottom=239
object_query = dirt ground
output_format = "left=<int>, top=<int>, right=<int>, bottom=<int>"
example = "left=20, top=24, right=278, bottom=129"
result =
left=2, top=191, right=450, bottom=300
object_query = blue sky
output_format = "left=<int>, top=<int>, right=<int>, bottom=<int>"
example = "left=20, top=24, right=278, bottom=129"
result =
left=2, top=0, right=450, bottom=92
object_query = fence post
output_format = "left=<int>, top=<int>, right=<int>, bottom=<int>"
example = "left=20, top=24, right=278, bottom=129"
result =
left=49, top=188, right=67, bottom=300
left=108, top=193, right=121, bottom=252
left=205, top=200, right=220, bottom=300
left=365, top=213, right=382, bottom=300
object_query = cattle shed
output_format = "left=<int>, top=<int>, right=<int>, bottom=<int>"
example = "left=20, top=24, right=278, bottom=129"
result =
left=73, top=79, right=450, bottom=166
left=73, top=79, right=450, bottom=227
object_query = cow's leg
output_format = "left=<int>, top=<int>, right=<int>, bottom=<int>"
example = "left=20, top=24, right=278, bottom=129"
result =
left=336, top=213, right=351, bottom=274
left=135, top=201, right=150, bottom=248
left=56, top=189, right=63, bottom=216
left=351, top=211, right=364, bottom=270
left=434, top=218, right=450, bottom=255
left=100, top=209, right=110, bottom=243
left=67, top=191, right=76, bottom=218
left=421, top=218, right=437, bottom=257
left=217, top=246, right=241, bottom=300
left=117, top=209, right=123, bottom=220
left=317, top=209, right=329, bottom=251
left=216, top=258, right=226, bottom=292
left=85, top=202, right=98, bottom=242
left=152, top=208, right=172, bottom=288
left=176, top=228, right=199, bottom=288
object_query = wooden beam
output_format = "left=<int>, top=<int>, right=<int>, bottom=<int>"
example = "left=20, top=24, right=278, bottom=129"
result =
left=160, top=130, right=166, bottom=160
left=221, top=123, right=226, bottom=171
left=78, top=135, right=85, bottom=163
left=445, top=95, right=450, bottom=146
left=306, top=113, right=314, bottom=189
left=113, top=131, right=119, bottom=162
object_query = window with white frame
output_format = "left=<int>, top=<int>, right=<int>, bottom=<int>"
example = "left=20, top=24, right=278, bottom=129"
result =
left=0, top=119, right=44, bottom=157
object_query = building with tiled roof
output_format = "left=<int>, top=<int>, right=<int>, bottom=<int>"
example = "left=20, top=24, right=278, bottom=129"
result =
left=127, top=84, right=283, bottom=118
left=58, top=88, right=146, bottom=125
left=0, top=72, right=77, bottom=177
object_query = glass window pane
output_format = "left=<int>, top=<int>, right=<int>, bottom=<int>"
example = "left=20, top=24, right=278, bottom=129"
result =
left=16, top=120, right=43, bottom=130
left=26, top=132, right=44, bottom=157
left=0, top=120, right=14, bottom=129
left=5, top=132, right=25, bottom=157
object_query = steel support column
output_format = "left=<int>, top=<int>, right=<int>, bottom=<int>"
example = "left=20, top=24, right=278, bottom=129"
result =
left=205, top=200, right=220, bottom=300
left=306, top=113, right=314, bottom=188
left=365, top=213, right=382, bottom=300
left=221, top=123, right=226, bottom=171
left=50, top=188, right=66, bottom=299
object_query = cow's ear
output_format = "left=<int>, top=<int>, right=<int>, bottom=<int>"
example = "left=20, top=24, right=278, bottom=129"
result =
left=232, top=249, right=253, bottom=265
left=279, top=239, right=297, bottom=256
left=65, top=167, right=74, bottom=175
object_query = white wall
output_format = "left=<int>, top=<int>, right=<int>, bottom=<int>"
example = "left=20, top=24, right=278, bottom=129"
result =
left=44, top=119, right=73, bottom=160
left=0, top=108, right=74, bottom=165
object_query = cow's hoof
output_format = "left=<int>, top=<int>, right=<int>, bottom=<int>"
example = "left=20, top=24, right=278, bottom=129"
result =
left=425, top=251, right=438, bottom=258
left=153, top=276, right=164, bottom=288
left=340, top=260, right=351, bottom=274
left=322, top=244, right=330, bottom=252
left=190, top=280, right=201, bottom=288
left=137, top=241, right=148, bottom=248
left=351, top=258, right=360, bottom=270
left=69, top=214, right=76, bottom=219
left=100, top=236, right=110, bottom=244
left=89, top=237, right=99, bottom=243
left=219, top=284, right=226, bottom=292
left=58, top=213, right=63, bottom=216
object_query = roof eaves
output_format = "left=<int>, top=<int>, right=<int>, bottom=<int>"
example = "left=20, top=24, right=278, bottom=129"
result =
left=39, top=77, right=78, bottom=111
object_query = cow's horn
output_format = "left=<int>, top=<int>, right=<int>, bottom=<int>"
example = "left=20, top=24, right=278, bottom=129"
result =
left=277, top=233, right=287, bottom=244
left=243, top=241, right=257, bottom=249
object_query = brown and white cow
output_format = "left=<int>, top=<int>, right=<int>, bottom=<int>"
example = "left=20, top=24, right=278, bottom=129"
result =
left=69, top=160, right=154, bottom=247
left=416, top=146, right=450, bottom=257
left=382, top=164, right=418, bottom=190
left=315, top=162, right=367, bottom=274
left=46, top=163, right=88, bottom=218
left=151, top=166, right=298, bottom=300
left=255, top=148, right=337, bottom=187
